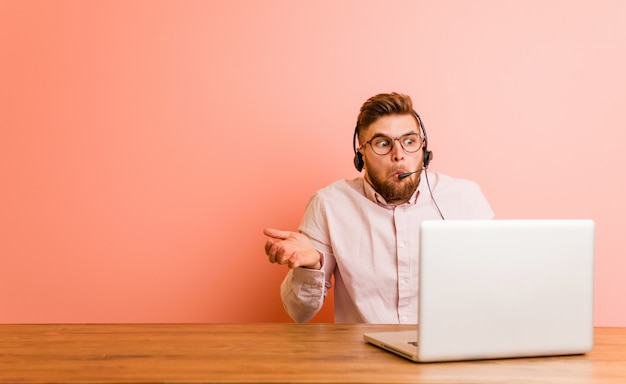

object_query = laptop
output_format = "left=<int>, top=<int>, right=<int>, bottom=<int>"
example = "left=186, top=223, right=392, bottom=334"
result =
left=364, top=219, right=595, bottom=363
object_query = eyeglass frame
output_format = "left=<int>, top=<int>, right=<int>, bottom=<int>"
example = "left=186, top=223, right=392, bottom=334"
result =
left=356, top=132, right=425, bottom=156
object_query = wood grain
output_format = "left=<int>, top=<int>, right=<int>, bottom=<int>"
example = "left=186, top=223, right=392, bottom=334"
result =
left=1, top=323, right=625, bottom=383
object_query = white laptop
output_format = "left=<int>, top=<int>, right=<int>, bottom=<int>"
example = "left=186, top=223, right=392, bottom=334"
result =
left=364, top=219, right=595, bottom=363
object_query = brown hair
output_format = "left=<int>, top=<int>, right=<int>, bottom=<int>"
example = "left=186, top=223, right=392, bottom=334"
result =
left=355, top=92, right=416, bottom=142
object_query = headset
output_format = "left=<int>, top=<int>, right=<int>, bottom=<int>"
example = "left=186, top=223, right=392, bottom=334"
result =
left=351, top=110, right=444, bottom=219
left=352, top=110, right=432, bottom=172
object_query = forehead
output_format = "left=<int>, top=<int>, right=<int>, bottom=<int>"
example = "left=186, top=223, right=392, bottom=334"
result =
left=364, top=114, right=419, bottom=137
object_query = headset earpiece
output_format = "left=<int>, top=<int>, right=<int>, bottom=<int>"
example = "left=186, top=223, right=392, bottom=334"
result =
left=413, top=110, right=433, bottom=169
left=353, top=152, right=364, bottom=172
left=352, top=125, right=364, bottom=172
left=423, top=148, right=432, bottom=169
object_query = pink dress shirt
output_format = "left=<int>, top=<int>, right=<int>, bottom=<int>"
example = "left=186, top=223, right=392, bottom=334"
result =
left=280, top=171, right=494, bottom=324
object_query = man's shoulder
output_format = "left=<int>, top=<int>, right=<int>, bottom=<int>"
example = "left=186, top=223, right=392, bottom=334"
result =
left=428, top=172, right=482, bottom=190
left=314, top=177, right=363, bottom=196
left=306, top=178, right=367, bottom=208
left=426, top=172, right=493, bottom=219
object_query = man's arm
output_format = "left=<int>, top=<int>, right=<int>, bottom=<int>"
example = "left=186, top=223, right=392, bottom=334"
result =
left=279, top=267, right=327, bottom=323
left=264, top=228, right=333, bottom=322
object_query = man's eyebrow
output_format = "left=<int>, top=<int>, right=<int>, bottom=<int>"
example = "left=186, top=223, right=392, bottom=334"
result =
left=369, top=131, right=420, bottom=139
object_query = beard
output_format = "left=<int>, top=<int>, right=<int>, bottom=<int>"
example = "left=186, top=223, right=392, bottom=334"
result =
left=367, top=171, right=420, bottom=204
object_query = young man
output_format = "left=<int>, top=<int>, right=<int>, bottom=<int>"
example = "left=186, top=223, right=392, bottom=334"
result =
left=264, top=92, right=494, bottom=323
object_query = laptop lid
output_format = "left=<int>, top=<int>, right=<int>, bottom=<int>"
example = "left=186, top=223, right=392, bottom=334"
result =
left=364, top=219, right=595, bottom=363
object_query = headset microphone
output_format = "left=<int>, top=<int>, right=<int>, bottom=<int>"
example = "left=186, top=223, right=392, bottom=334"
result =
left=398, top=170, right=419, bottom=180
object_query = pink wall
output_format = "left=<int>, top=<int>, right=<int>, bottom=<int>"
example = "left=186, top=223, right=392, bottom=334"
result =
left=1, top=0, right=624, bottom=325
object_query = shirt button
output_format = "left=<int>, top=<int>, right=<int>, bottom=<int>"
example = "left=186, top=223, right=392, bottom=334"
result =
left=401, top=316, right=408, bottom=322
left=398, top=242, right=405, bottom=249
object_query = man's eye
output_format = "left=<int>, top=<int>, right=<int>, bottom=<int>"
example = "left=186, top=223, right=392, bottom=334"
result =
left=375, top=139, right=390, bottom=147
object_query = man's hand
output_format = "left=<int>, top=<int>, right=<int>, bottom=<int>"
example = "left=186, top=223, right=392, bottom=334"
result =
left=263, top=228, right=321, bottom=270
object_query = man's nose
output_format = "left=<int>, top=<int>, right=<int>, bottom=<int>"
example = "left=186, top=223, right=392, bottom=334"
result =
left=390, top=138, right=405, bottom=160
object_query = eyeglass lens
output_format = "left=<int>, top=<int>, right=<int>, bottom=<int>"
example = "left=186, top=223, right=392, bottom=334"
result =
left=369, top=133, right=422, bottom=155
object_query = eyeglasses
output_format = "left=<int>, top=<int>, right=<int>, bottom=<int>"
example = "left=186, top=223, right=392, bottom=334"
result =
left=358, top=133, right=424, bottom=156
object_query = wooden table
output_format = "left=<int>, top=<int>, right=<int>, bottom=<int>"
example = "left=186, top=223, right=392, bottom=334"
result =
left=1, top=323, right=625, bottom=383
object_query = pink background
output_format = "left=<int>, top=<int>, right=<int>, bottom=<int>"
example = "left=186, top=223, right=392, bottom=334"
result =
left=1, top=0, right=624, bottom=325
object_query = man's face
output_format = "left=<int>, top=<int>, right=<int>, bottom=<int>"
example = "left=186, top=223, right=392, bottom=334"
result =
left=359, top=114, right=424, bottom=205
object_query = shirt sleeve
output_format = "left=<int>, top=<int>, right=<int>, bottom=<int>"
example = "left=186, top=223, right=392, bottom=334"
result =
left=280, top=238, right=336, bottom=323
left=280, top=266, right=327, bottom=323
left=280, top=192, right=336, bottom=323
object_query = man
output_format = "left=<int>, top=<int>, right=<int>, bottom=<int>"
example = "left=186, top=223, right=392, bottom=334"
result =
left=264, top=92, right=494, bottom=323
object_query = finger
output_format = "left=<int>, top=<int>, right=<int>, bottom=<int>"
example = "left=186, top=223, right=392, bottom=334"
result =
left=287, top=253, right=300, bottom=269
left=265, top=240, right=278, bottom=263
left=264, top=239, right=274, bottom=255
left=263, top=228, right=292, bottom=240
left=268, top=242, right=291, bottom=265
left=275, top=246, right=292, bottom=265
left=267, top=243, right=281, bottom=263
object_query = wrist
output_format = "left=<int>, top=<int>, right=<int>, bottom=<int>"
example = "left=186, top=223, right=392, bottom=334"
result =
left=303, top=250, right=323, bottom=270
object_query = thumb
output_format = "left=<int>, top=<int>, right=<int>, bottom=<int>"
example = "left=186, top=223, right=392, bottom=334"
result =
left=263, top=228, right=292, bottom=240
